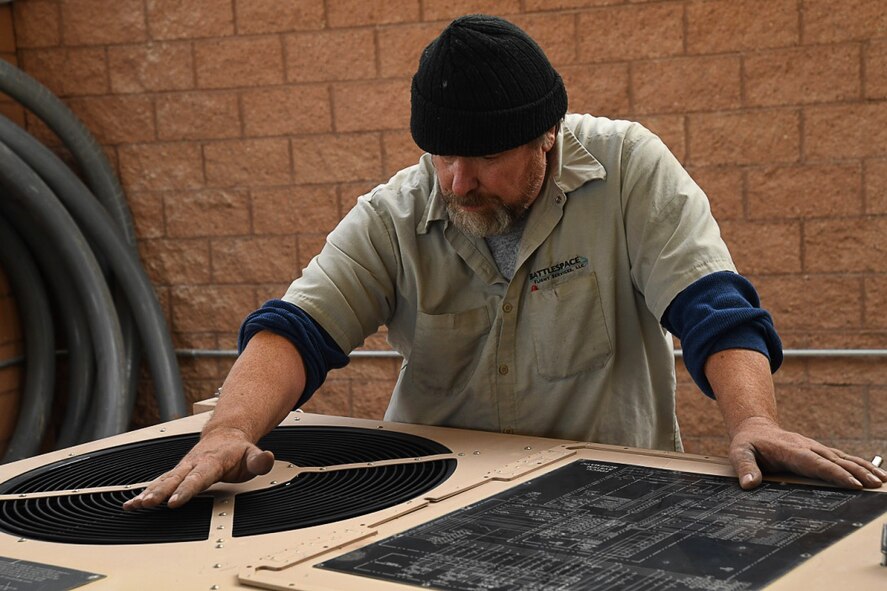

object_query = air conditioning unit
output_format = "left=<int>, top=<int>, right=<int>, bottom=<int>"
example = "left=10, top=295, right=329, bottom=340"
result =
left=0, top=405, right=884, bottom=590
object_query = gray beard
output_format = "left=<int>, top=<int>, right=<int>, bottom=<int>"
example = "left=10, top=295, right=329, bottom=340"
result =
left=445, top=200, right=528, bottom=238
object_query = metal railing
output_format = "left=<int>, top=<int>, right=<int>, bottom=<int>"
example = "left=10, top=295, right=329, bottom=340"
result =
left=3, top=347, right=887, bottom=370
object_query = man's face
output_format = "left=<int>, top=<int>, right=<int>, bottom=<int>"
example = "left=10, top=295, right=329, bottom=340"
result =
left=432, top=128, right=556, bottom=237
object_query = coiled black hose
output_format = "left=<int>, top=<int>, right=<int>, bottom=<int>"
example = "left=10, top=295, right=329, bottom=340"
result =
left=0, top=202, right=94, bottom=450
left=0, top=115, right=186, bottom=427
left=0, top=140, right=126, bottom=443
left=0, top=216, right=55, bottom=461
left=0, top=60, right=186, bottom=458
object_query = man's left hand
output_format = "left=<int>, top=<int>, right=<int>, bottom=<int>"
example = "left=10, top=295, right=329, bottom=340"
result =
left=728, top=416, right=887, bottom=490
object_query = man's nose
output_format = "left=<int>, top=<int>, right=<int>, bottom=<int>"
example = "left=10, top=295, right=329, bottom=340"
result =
left=450, top=158, right=478, bottom=197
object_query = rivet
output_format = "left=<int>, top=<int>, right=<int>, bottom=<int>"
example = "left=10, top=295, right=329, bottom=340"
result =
left=215, top=544, right=224, bottom=549
left=17, top=538, right=25, bottom=543
left=18, top=494, right=25, bottom=498
left=218, top=512, right=227, bottom=516
left=270, top=481, right=278, bottom=485
left=319, top=467, right=325, bottom=471
left=473, top=451, right=481, bottom=455
left=160, top=428, right=167, bottom=432
left=211, top=586, right=219, bottom=590
left=287, top=464, right=294, bottom=468
left=217, top=525, right=224, bottom=530
left=524, top=446, right=532, bottom=450
left=293, top=417, right=300, bottom=421
left=216, top=538, right=224, bottom=543
left=458, top=453, right=465, bottom=456
left=213, top=564, right=222, bottom=569
left=366, top=463, right=374, bottom=467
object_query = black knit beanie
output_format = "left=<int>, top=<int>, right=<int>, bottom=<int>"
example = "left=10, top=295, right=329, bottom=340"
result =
left=410, top=14, right=568, bottom=157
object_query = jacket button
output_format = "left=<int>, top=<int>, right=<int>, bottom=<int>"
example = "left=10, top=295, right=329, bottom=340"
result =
left=498, top=364, right=509, bottom=375
left=502, top=302, right=513, bottom=313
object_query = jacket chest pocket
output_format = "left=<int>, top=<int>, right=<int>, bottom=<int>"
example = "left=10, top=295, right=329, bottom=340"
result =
left=407, top=306, right=492, bottom=394
left=527, top=272, right=612, bottom=379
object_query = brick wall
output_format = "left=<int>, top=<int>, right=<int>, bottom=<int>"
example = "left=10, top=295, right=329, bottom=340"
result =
left=2, top=0, right=885, bottom=458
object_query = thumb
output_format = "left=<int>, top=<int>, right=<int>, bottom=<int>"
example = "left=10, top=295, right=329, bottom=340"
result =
left=729, top=442, right=763, bottom=490
left=245, top=448, right=275, bottom=477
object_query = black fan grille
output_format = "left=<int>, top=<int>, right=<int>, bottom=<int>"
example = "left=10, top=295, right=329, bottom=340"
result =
left=0, top=426, right=455, bottom=545
left=233, top=461, right=455, bottom=537
left=0, top=492, right=214, bottom=544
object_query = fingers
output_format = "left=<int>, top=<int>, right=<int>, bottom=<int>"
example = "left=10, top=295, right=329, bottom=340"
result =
left=122, top=440, right=273, bottom=511
left=728, top=443, right=763, bottom=490
left=819, top=449, right=887, bottom=489
left=122, top=463, right=196, bottom=511
left=166, top=469, right=215, bottom=508
left=245, top=449, right=275, bottom=477
left=726, top=424, right=886, bottom=491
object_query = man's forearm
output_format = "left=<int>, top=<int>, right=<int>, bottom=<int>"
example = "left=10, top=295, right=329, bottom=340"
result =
left=203, top=330, right=307, bottom=442
left=704, top=347, right=886, bottom=490
left=704, top=348, right=778, bottom=438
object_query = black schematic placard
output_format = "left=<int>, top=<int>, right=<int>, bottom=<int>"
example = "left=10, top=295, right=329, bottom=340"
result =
left=318, top=460, right=887, bottom=591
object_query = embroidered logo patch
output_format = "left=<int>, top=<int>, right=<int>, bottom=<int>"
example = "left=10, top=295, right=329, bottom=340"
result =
left=529, top=256, right=589, bottom=291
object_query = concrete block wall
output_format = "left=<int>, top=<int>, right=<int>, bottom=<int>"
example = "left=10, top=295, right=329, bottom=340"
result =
left=0, top=0, right=885, bottom=459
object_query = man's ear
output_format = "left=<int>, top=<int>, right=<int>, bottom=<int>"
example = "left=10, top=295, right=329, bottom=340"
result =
left=542, top=125, right=558, bottom=152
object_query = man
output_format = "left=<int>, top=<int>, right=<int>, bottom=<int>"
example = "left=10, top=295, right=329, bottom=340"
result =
left=125, top=15, right=885, bottom=511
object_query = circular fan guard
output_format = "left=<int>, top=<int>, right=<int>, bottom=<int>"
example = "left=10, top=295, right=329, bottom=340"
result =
left=0, top=426, right=455, bottom=544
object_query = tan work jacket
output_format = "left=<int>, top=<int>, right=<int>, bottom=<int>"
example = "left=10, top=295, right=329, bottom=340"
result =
left=284, top=113, right=735, bottom=450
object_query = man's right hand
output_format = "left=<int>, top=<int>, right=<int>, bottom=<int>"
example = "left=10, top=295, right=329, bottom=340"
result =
left=122, top=427, right=275, bottom=510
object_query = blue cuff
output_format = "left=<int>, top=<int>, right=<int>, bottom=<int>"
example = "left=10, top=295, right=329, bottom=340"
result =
left=662, top=271, right=783, bottom=398
left=238, top=300, right=349, bottom=408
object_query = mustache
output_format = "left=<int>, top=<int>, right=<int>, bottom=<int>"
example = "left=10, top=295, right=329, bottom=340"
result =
left=441, top=190, right=494, bottom=207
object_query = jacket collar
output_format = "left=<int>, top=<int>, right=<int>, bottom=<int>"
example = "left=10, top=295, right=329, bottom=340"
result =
left=417, top=122, right=607, bottom=235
